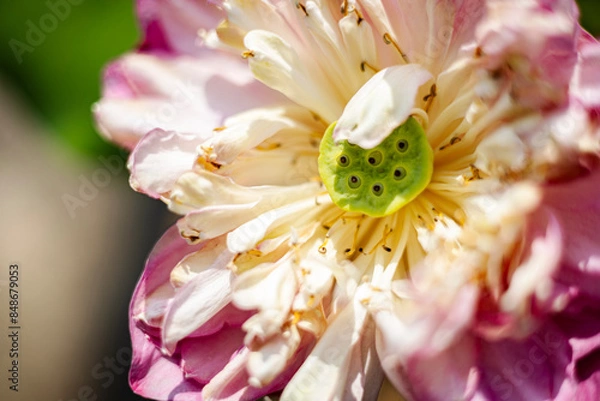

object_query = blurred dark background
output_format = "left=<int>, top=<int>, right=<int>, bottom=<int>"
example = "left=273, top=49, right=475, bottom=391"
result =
left=0, top=1, right=598, bottom=400
left=0, top=2, right=158, bottom=401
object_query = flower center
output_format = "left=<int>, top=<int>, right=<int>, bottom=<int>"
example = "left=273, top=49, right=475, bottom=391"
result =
left=318, top=117, right=434, bottom=217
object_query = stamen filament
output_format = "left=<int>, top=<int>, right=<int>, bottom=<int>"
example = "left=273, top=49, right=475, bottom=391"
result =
left=383, top=33, right=409, bottom=63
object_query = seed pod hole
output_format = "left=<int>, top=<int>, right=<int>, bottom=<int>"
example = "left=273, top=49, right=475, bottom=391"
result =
left=337, top=154, right=350, bottom=167
left=397, top=139, right=408, bottom=153
left=372, top=183, right=384, bottom=196
left=393, top=167, right=407, bottom=180
left=367, top=150, right=383, bottom=166
left=348, top=175, right=361, bottom=189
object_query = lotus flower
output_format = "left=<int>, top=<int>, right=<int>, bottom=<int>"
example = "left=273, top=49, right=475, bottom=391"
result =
left=95, top=0, right=600, bottom=400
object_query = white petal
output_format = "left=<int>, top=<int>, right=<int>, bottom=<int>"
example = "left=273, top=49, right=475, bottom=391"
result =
left=137, top=282, right=174, bottom=328
left=178, top=202, right=260, bottom=243
left=128, top=129, right=201, bottom=198
left=169, top=171, right=261, bottom=213
left=500, top=214, right=562, bottom=314
left=281, top=299, right=369, bottom=401
left=292, top=251, right=335, bottom=311
left=170, top=237, right=230, bottom=287
left=161, top=250, right=235, bottom=353
left=333, top=64, right=432, bottom=148
left=232, top=256, right=296, bottom=315
left=339, top=14, right=379, bottom=88
left=227, top=197, right=321, bottom=254
left=244, top=30, right=343, bottom=123
left=201, top=348, right=249, bottom=400
left=247, top=328, right=301, bottom=387
left=172, top=171, right=321, bottom=240
left=203, top=105, right=315, bottom=165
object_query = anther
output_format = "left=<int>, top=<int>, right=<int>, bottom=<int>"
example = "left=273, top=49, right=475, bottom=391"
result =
left=424, top=84, right=437, bottom=112
left=360, top=61, right=378, bottom=73
left=242, top=50, right=255, bottom=59
left=296, top=2, right=309, bottom=16
left=439, top=135, right=463, bottom=151
left=466, top=164, right=482, bottom=182
left=367, top=225, right=392, bottom=254
left=256, top=142, right=281, bottom=151
left=318, top=238, right=329, bottom=254
left=353, top=8, right=364, bottom=24
left=341, top=0, right=349, bottom=14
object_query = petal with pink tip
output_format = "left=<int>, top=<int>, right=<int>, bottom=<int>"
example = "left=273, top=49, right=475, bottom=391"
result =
left=136, top=0, right=223, bottom=55
left=180, top=326, right=246, bottom=384
left=572, top=32, right=600, bottom=111
left=129, top=320, right=203, bottom=401
left=94, top=53, right=282, bottom=149
left=130, top=225, right=204, bottom=326
left=129, top=225, right=204, bottom=400
left=128, top=129, right=202, bottom=198
left=161, top=244, right=235, bottom=354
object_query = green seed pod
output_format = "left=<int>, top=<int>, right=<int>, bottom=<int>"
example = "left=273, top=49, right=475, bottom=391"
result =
left=318, top=117, right=433, bottom=217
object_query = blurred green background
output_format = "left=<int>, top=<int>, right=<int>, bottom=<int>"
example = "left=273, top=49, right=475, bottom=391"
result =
left=0, top=0, right=599, bottom=158
left=0, top=1, right=138, bottom=157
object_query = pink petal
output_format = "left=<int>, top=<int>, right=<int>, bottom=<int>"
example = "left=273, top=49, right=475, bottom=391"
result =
left=128, top=225, right=204, bottom=400
left=187, top=303, right=253, bottom=338
left=180, top=326, right=246, bottom=384
left=572, top=31, right=600, bottom=111
left=477, top=323, right=570, bottom=401
left=94, top=53, right=282, bottom=149
left=130, top=225, right=204, bottom=324
left=374, top=284, right=479, bottom=400
left=475, top=0, right=579, bottom=109
left=129, top=320, right=204, bottom=401
left=136, top=0, right=223, bottom=55
left=498, top=212, right=563, bottom=322
left=161, top=255, right=235, bottom=354
left=378, top=329, right=480, bottom=401
left=543, top=169, right=600, bottom=299
left=361, top=0, right=486, bottom=74
left=554, top=296, right=600, bottom=400
left=202, top=335, right=315, bottom=401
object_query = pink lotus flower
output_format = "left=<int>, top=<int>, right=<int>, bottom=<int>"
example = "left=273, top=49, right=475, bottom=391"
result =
left=95, top=0, right=600, bottom=400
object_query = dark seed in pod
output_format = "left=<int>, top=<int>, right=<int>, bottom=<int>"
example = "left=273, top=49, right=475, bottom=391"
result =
left=337, top=154, right=350, bottom=167
left=393, top=167, right=407, bottom=180
left=348, top=175, right=361, bottom=189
